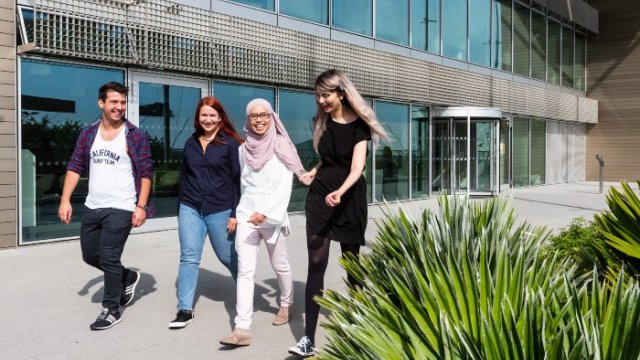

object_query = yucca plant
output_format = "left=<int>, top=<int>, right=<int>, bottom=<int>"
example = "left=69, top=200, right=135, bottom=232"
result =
left=594, top=181, right=640, bottom=274
left=316, top=195, right=640, bottom=359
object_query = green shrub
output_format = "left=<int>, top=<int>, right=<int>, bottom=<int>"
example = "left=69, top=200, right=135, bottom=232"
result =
left=541, top=217, right=617, bottom=275
left=316, top=195, right=640, bottom=360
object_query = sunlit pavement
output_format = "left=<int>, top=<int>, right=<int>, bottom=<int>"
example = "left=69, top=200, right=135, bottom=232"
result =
left=0, top=181, right=627, bottom=359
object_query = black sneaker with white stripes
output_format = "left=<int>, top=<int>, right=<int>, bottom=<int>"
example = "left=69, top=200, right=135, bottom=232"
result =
left=120, top=269, right=140, bottom=306
left=288, top=336, right=315, bottom=357
left=90, top=308, right=121, bottom=330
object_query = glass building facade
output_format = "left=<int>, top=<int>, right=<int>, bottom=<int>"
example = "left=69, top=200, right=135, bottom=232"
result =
left=225, top=0, right=586, bottom=91
left=13, top=0, right=595, bottom=244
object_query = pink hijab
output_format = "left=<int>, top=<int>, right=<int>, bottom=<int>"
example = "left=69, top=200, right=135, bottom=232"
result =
left=242, top=98, right=305, bottom=176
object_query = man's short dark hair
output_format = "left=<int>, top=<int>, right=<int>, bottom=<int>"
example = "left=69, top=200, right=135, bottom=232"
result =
left=98, top=82, right=129, bottom=101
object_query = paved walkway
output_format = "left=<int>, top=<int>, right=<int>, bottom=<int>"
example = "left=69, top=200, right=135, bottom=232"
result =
left=0, top=181, right=630, bottom=359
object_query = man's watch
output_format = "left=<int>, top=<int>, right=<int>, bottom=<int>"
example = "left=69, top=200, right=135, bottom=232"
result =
left=136, top=204, right=148, bottom=211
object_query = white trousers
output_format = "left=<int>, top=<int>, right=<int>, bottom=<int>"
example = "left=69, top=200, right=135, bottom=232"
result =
left=234, top=224, right=293, bottom=329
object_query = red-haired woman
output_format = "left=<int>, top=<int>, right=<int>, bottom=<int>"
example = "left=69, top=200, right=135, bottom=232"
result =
left=169, top=96, right=243, bottom=329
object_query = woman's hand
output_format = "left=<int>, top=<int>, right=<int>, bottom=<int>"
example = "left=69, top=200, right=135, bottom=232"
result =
left=248, top=212, right=266, bottom=226
left=227, top=217, right=237, bottom=233
left=299, top=168, right=317, bottom=185
left=325, top=190, right=343, bottom=207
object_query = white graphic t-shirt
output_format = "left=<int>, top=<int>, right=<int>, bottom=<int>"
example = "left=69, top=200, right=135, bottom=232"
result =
left=85, top=126, right=136, bottom=211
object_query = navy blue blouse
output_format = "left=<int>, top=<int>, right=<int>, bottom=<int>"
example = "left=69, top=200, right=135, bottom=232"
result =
left=178, top=132, right=241, bottom=217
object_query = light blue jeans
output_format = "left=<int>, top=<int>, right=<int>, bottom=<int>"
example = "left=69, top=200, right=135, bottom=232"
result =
left=177, top=203, right=238, bottom=310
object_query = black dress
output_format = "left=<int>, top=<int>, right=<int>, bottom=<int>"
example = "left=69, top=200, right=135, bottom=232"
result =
left=305, top=118, right=371, bottom=245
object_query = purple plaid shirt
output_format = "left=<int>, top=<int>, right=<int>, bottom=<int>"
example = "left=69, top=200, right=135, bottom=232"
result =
left=67, top=118, right=155, bottom=217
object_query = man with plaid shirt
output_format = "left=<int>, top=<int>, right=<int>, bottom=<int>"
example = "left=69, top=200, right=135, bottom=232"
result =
left=58, top=81, right=154, bottom=330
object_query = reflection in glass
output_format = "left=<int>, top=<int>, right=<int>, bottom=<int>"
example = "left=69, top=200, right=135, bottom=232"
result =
left=332, top=0, right=373, bottom=36
left=513, top=3, right=530, bottom=77
left=443, top=0, right=467, bottom=61
left=530, top=119, right=545, bottom=185
left=213, top=82, right=275, bottom=134
left=499, top=119, right=510, bottom=191
left=469, top=0, right=491, bottom=67
left=547, top=20, right=561, bottom=85
left=575, top=33, right=586, bottom=91
left=376, top=0, right=409, bottom=45
left=20, top=59, right=124, bottom=242
left=512, top=117, right=529, bottom=187
left=138, top=83, right=202, bottom=218
left=279, top=90, right=316, bottom=212
left=469, top=121, right=496, bottom=192
left=411, top=0, right=440, bottom=54
left=229, top=0, right=274, bottom=11
left=432, top=120, right=450, bottom=193
left=411, top=106, right=429, bottom=199
left=375, top=101, right=409, bottom=201
left=453, top=121, right=468, bottom=191
left=280, top=0, right=328, bottom=24
left=491, top=0, right=512, bottom=71
left=531, top=10, right=546, bottom=81
left=562, top=25, right=574, bottom=88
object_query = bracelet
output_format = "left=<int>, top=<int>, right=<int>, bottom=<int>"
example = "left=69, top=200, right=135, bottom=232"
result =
left=136, top=204, right=148, bottom=210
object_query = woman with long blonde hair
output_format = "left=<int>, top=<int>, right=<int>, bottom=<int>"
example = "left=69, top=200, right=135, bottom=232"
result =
left=289, top=69, right=388, bottom=357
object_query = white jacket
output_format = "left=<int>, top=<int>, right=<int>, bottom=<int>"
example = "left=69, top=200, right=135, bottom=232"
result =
left=236, top=144, right=293, bottom=243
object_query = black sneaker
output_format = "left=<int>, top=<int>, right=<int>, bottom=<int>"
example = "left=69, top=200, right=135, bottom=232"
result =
left=169, top=309, right=194, bottom=329
left=288, top=336, right=314, bottom=357
left=90, top=308, right=121, bottom=330
left=120, top=270, right=140, bottom=306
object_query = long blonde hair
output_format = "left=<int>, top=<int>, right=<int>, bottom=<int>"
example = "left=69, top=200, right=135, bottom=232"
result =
left=312, top=69, right=388, bottom=151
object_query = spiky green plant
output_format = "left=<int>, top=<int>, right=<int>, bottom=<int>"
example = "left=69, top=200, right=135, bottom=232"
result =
left=594, top=181, right=640, bottom=274
left=316, top=195, right=640, bottom=359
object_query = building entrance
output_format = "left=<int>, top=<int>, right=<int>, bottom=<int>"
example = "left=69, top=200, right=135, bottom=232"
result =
left=432, top=108, right=502, bottom=195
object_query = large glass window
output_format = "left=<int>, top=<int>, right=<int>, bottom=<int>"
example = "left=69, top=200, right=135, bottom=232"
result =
left=20, top=59, right=124, bottom=242
left=491, top=0, right=512, bottom=71
left=469, top=0, right=491, bottom=66
left=137, top=81, right=203, bottom=218
left=332, top=0, right=373, bottom=36
left=229, top=0, right=274, bottom=11
left=442, top=0, right=467, bottom=61
left=530, top=119, right=545, bottom=185
left=562, top=25, right=574, bottom=87
left=375, top=101, right=409, bottom=201
left=213, top=81, right=275, bottom=134
left=411, top=0, right=440, bottom=54
left=574, top=33, right=586, bottom=91
left=279, top=90, right=316, bottom=212
left=547, top=20, right=561, bottom=85
left=513, top=3, right=530, bottom=77
left=376, top=0, right=409, bottom=45
left=512, top=117, right=529, bottom=187
left=411, top=106, right=429, bottom=199
left=531, top=10, right=546, bottom=81
left=280, top=0, right=328, bottom=24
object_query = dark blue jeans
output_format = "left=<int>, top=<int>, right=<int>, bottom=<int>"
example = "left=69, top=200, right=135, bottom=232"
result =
left=80, top=207, right=133, bottom=311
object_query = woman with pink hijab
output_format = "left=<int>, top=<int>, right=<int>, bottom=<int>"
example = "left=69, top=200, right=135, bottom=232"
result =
left=219, top=98, right=305, bottom=347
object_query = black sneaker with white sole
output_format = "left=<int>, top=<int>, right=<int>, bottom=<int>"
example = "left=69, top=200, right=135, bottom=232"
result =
left=169, top=309, right=194, bottom=329
left=288, top=336, right=314, bottom=357
left=90, top=308, right=121, bottom=330
left=120, top=270, right=140, bottom=306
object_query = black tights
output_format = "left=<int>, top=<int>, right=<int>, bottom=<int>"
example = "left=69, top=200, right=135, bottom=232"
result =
left=304, top=235, right=360, bottom=343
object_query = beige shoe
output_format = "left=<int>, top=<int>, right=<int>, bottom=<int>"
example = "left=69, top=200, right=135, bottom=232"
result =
left=272, top=306, right=290, bottom=326
left=219, top=327, right=251, bottom=346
